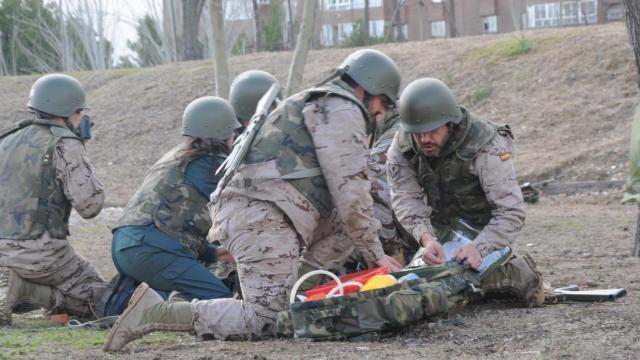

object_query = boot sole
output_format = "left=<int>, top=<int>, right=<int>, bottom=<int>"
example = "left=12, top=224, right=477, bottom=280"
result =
left=102, top=283, right=151, bottom=352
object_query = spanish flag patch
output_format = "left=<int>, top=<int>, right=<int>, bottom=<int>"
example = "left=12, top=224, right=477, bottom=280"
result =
left=500, top=152, right=511, bottom=161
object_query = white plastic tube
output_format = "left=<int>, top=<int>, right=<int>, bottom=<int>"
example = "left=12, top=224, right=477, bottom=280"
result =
left=289, top=270, right=342, bottom=304
left=325, top=281, right=364, bottom=298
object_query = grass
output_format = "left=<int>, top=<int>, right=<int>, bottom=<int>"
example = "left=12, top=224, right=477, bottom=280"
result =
left=0, top=312, right=181, bottom=359
left=465, top=27, right=591, bottom=65
left=473, top=81, right=493, bottom=103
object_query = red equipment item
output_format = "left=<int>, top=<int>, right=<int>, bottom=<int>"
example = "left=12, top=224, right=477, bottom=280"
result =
left=304, top=267, right=390, bottom=300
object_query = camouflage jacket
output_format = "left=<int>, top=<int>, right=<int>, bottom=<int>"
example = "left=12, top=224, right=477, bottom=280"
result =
left=388, top=108, right=525, bottom=256
left=0, top=118, right=103, bottom=240
left=369, top=109, right=401, bottom=207
left=218, top=80, right=386, bottom=262
left=116, top=143, right=216, bottom=259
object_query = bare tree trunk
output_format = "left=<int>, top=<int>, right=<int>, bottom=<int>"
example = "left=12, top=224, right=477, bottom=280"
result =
left=252, top=0, right=262, bottom=52
left=183, top=0, right=205, bottom=60
left=286, top=0, right=295, bottom=49
left=626, top=0, right=640, bottom=82
left=285, top=0, right=317, bottom=96
left=209, top=0, right=230, bottom=98
left=445, top=0, right=457, bottom=37
left=168, top=0, right=179, bottom=62
left=635, top=205, right=640, bottom=257
left=0, top=30, right=6, bottom=76
left=363, top=0, right=370, bottom=45
left=625, top=0, right=640, bottom=256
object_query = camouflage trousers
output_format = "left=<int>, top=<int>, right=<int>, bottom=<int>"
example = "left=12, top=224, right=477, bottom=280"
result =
left=194, top=195, right=300, bottom=339
left=480, top=254, right=544, bottom=306
left=0, top=232, right=107, bottom=317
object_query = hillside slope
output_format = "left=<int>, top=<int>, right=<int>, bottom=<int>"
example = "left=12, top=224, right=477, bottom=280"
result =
left=0, top=23, right=636, bottom=205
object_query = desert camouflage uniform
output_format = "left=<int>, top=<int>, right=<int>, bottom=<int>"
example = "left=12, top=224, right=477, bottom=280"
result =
left=0, top=120, right=106, bottom=317
left=191, top=80, right=386, bottom=340
left=368, top=110, right=416, bottom=262
left=388, top=109, right=542, bottom=303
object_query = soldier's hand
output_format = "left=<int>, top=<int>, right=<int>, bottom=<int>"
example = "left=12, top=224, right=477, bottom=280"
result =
left=420, top=233, right=446, bottom=265
left=216, top=247, right=235, bottom=264
left=452, top=245, right=482, bottom=270
left=373, top=256, right=402, bottom=272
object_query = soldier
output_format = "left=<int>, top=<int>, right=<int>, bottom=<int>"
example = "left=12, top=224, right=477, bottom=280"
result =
left=229, top=70, right=282, bottom=129
left=368, top=108, right=418, bottom=264
left=207, top=70, right=281, bottom=295
left=387, top=78, right=544, bottom=306
left=103, top=49, right=403, bottom=351
left=0, top=74, right=106, bottom=325
left=110, top=97, right=238, bottom=301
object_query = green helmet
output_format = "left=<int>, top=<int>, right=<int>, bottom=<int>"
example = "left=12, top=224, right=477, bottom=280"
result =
left=27, top=74, right=89, bottom=118
left=399, top=78, right=462, bottom=133
left=229, top=70, right=281, bottom=121
left=182, top=96, right=240, bottom=140
left=337, top=49, right=401, bottom=105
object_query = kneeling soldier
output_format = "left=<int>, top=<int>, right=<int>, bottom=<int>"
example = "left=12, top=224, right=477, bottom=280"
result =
left=0, top=74, right=106, bottom=325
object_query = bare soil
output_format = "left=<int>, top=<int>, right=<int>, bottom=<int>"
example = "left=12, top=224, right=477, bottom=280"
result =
left=30, top=196, right=636, bottom=359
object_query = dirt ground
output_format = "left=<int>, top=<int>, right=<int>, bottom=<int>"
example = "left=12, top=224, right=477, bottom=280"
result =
left=8, top=194, right=631, bottom=359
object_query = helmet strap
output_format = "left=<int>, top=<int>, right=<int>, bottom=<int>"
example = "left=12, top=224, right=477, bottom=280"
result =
left=64, top=117, right=83, bottom=139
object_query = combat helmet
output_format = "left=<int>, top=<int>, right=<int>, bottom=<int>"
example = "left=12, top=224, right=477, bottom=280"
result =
left=182, top=96, right=240, bottom=140
left=399, top=78, right=462, bottom=133
left=27, top=74, right=89, bottom=118
left=229, top=70, right=281, bottom=121
left=337, top=49, right=401, bottom=105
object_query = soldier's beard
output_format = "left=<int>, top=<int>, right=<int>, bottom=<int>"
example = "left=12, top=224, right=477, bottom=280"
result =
left=420, top=143, right=442, bottom=157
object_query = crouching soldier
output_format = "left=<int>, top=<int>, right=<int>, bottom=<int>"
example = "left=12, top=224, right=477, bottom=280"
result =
left=0, top=74, right=107, bottom=325
left=103, top=49, right=403, bottom=351
left=388, top=78, right=545, bottom=306
left=110, top=97, right=238, bottom=301
left=229, top=70, right=282, bottom=130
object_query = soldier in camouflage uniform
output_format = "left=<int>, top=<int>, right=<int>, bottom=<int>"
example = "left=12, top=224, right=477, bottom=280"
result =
left=387, top=78, right=544, bottom=306
left=368, top=108, right=418, bottom=264
left=110, top=97, right=237, bottom=301
left=103, top=49, right=404, bottom=351
left=208, top=70, right=282, bottom=295
left=229, top=70, right=282, bottom=129
left=0, top=74, right=106, bottom=325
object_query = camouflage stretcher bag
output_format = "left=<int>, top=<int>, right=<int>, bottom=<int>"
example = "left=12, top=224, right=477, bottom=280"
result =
left=276, top=265, right=479, bottom=340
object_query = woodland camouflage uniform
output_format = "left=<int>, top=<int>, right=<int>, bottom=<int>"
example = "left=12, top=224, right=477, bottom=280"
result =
left=388, top=78, right=544, bottom=306
left=0, top=74, right=106, bottom=325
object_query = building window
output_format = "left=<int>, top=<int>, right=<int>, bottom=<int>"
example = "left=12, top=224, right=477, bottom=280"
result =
left=431, top=20, right=446, bottom=37
left=607, top=4, right=624, bottom=21
left=321, top=22, right=355, bottom=46
left=369, top=19, right=385, bottom=38
left=529, top=2, right=561, bottom=28
left=528, top=1, right=597, bottom=29
left=561, top=0, right=597, bottom=25
left=352, top=0, right=383, bottom=9
left=483, top=15, right=497, bottom=33
left=324, top=0, right=351, bottom=11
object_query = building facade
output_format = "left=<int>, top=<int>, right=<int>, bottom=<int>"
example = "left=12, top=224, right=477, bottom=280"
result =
left=164, top=0, right=625, bottom=55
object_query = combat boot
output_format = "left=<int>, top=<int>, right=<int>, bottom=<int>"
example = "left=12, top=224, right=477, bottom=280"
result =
left=1, top=269, right=54, bottom=325
left=103, top=283, right=193, bottom=352
left=480, top=254, right=545, bottom=307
